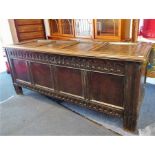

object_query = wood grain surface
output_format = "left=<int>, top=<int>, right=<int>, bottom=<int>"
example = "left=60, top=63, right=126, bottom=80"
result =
left=5, top=39, right=152, bottom=62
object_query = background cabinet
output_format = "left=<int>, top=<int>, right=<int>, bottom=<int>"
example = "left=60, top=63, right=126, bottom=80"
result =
left=13, top=19, right=131, bottom=42
left=49, top=19, right=131, bottom=41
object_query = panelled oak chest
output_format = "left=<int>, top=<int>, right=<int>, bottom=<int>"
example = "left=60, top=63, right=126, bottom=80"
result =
left=4, top=40, right=152, bottom=132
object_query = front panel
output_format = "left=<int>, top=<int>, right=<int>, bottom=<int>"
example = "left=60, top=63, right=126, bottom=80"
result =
left=89, top=71, right=124, bottom=107
left=30, top=62, right=53, bottom=88
left=12, top=59, right=30, bottom=82
left=56, top=66, right=83, bottom=97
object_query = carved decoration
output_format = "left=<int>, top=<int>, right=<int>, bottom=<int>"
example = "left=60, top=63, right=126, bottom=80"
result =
left=6, top=48, right=125, bottom=75
left=14, top=81, right=123, bottom=117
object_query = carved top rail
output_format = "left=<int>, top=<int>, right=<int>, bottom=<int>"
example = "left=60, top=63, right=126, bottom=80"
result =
left=6, top=48, right=125, bottom=75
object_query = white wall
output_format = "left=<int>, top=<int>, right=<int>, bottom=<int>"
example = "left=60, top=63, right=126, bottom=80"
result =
left=0, top=19, right=14, bottom=45
left=0, top=19, right=13, bottom=72
left=44, top=19, right=50, bottom=37
left=8, top=19, right=19, bottom=44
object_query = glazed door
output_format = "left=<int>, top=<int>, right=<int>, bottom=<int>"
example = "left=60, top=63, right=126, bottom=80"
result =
left=74, top=19, right=93, bottom=38
left=50, top=19, right=61, bottom=36
left=94, top=19, right=121, bottom=41
left=60, top=19, right=74, bottom=37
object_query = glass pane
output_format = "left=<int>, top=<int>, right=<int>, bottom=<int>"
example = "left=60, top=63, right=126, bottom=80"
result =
left=75, top=19, right=93, bottom=37
left=96, top=19, right=119, bottom=36
left=51, top=19, right=59, bottom=34
left=61, top=19, right=73, bottom=35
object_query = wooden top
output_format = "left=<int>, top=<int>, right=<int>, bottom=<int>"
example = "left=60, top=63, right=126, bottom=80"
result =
left=4, top=39, right=152, bottom=62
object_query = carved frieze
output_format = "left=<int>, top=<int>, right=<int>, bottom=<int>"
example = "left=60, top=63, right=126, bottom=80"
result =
left=14, top=81, right=123, bottom=117
left=6, top=48, right=125, bottom=75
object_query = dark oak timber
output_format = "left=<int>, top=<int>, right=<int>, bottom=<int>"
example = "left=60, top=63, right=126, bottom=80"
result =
left=4, top=39, right=152, bottom=132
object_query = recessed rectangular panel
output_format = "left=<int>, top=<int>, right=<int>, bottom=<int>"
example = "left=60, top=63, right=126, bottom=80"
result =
left=12, top=59, right=30, bottom=82
left=90, top=72, right=124, bottom=107
left=56, top=66, right=83, bottom=96
left=31, top=62, right=53, bottom=88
